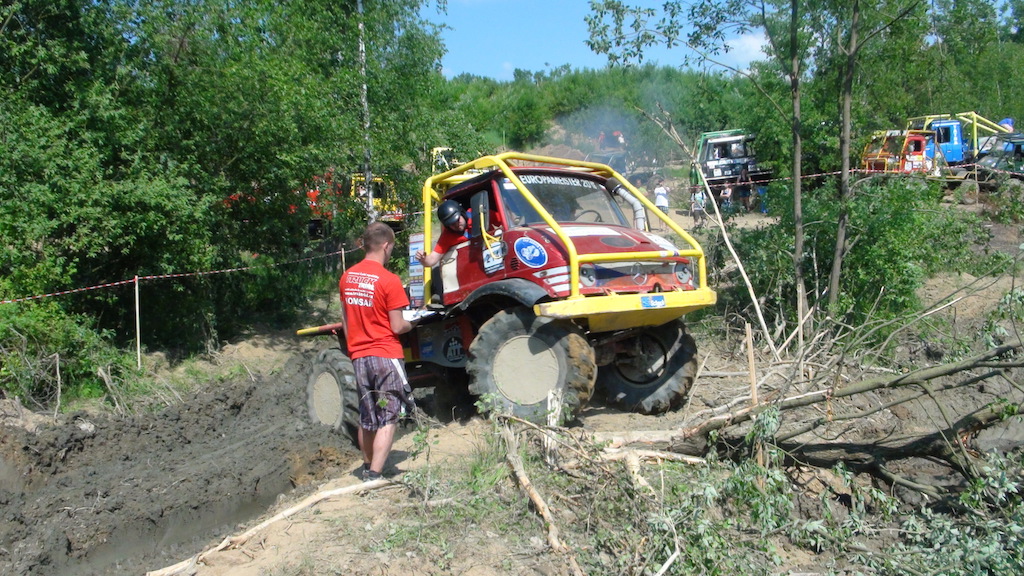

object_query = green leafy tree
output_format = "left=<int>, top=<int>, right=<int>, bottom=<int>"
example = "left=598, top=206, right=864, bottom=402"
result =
left=587, top=0, right=816, bottom=351
left=0, top=0, right=450, bottom=403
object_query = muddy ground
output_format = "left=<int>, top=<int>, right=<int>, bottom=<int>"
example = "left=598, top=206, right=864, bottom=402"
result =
left=2, top=202, right=1023, bottom=576
left=0, top=334, right=352, bottom=576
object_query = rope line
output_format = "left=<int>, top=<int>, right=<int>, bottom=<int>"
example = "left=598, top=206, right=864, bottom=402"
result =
left=0, top=246, right=360, bottom=305
left=3, top=162, right=1015, bottom=305
left=692, top=163, right=1007, bottom=189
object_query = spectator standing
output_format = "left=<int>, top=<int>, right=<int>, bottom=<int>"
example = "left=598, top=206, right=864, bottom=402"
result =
left=735, top=167, right=753, bottom=212
left=652, top=178, right=671, bottom=230
left=691, top=188, right=709, bottom=230
left=340, top=222, right=417, bottom=481
left=719, top=186, right=733, bottom=210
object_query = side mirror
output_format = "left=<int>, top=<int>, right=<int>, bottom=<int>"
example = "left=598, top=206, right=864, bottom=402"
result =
left=470, top=191, right=489, bottom=237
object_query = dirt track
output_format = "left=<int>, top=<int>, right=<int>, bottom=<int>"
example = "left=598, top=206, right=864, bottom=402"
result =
left=3, top=310, right=1019, bottom=575
left=0, top=345, right=357, bottom=576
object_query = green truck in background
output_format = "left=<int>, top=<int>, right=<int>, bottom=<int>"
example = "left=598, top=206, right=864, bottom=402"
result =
left=690, top=129, right=771, bottom=198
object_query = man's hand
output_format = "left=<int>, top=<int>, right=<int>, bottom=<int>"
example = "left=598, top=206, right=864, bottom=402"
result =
left=416, top=249, right=440, bottom=268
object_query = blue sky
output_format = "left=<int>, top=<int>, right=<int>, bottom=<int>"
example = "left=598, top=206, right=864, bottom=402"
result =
left=423, top=0, right=767, bottom=81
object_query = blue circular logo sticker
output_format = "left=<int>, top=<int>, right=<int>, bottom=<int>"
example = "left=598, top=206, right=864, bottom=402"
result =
left=514, top=237, right=548, bottom=268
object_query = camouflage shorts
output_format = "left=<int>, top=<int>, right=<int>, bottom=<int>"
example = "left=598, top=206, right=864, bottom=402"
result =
left=352, top=356, right=410, bottom=431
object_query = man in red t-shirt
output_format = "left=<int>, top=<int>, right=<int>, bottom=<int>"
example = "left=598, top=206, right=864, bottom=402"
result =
left=340, top=222, right=417, bottom=481
left=415, top=199, right=471, bottom=268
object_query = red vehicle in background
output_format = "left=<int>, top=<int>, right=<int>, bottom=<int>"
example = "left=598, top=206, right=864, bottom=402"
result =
left=860, top=130, right=940, bottom=175
left=301, top=171, right=406, bottom=237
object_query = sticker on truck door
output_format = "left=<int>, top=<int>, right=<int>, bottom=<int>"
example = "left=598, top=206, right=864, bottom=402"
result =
left=482, top=241, right=506, bottom=274
left=514, top=237, right=548, bottom=268
left=443, top=336, right=465, bottom=363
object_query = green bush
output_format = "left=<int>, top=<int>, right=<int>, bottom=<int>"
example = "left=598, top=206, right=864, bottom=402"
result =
left=730, top=176, right=990, bottom=334
left=984, top=178, right=1024, bottom=224
left=0, top=304, right=138, bottom=407
left=855, top=451, right=1024, bottom=575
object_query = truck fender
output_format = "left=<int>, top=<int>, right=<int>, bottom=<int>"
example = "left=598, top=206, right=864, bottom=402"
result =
left=455, top=278, right=551, bottom=313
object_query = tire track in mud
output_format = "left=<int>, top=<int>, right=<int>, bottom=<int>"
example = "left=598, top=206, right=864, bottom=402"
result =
left=0, top=351, right=358, bottom=576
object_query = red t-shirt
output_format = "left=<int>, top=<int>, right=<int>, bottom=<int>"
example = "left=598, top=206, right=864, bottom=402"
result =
left=339, top=259, right=409, bottom=359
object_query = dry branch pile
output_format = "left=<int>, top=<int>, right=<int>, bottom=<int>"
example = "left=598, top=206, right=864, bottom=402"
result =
left=596, top=339, right=1024, bottom=505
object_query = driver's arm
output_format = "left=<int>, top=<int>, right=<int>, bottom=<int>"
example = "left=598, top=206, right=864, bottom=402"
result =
left=416, top=249, right=442, bottom=268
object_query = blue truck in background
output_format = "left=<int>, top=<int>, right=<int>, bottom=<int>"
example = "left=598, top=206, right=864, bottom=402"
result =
left=906, top=112, right=1013, bottom=165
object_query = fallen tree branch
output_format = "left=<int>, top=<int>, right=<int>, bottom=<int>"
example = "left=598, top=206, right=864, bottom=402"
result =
left=773, top=369, right=1004, bottom=443
left=495, top=413, right=612, bottom=474
left=600, top=448, right=705, bottom=466
left=499, top=424, right=585, bottom=576
left=593, top=342, right=1024, bottom=455
left=623, top=451, right=654, bottom=496
left=919, top=381, right=981, bottom=479
left=774, top=400, right=1023, bottom=480
left=872, top=463, right=948, bottom=501
left=589, top=341, right=1024, bottom=499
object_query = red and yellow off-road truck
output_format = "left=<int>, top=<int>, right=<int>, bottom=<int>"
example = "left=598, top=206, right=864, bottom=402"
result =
left=301, top=152, right=716, bottom=436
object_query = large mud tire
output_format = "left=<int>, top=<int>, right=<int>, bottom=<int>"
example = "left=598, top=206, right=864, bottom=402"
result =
left=955, top=179, right=979, bottom=204
left=999, top=177, right=1024, bottom=199
left=467, top=307, right=596, bottom=423
left=306, top=348, right=360, bottom=443
left=597, top=320, right=698, bottom=415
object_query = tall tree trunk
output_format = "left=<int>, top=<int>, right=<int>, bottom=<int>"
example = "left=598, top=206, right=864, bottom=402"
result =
left=828, top=0, right=860, bottom=309
left=790, top=0, right=809, bottom=354
left=357, top=0, right=375, bottom=221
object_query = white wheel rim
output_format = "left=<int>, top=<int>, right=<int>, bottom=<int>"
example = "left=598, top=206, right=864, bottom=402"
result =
left=311, top=372, right=342, bottom=426
left=492, top=334, right=560, bottom=405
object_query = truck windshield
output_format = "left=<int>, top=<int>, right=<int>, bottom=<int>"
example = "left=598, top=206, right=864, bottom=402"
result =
left=979, top=138, right=1024, bottom=170
left=706, top=137, right=751, bottom=160
left=502, top=174, right=628, bottom=226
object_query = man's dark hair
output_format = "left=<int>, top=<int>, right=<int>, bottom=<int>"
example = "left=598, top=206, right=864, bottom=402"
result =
left=361, top=221, right=395, bottom=251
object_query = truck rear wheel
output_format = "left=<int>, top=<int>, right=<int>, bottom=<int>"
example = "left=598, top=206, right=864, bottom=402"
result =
left=597, top=320, right=697, bottom=415
left=306, top=348, right=359, bottom=442
left=467, top=307, right=596, bottom=423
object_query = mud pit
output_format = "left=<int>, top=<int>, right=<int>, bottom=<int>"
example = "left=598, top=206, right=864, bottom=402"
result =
left=0, top=343, right=357, bottom=576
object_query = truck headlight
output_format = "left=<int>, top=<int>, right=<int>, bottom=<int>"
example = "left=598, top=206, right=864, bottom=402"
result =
left=580, top=264, right=596, bottom=287
left=674, top=261, right=694, bottom=286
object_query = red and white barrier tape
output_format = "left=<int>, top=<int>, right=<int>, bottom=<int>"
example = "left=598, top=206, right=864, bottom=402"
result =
left=1, top=246, right=359, bottom=305
left=7, top=164, right=1012, bottom=306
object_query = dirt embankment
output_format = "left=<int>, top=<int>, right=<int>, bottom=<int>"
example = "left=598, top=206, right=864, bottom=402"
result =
left=0, top=338, right=357, bottom=576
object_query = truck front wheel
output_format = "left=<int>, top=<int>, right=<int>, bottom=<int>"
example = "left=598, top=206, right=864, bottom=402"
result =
left=467, top=307, right=596, bottom=423
left=306, top=348, right=360, bottom=443
left=597, top=320, right=697, bottom=415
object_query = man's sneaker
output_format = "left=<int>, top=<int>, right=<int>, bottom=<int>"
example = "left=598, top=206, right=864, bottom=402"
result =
left=362, top=469, right=382, bottom=481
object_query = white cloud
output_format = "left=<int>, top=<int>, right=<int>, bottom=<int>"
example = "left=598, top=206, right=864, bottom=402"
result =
left=721, top=31, right=768, bottom=70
